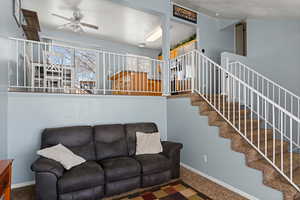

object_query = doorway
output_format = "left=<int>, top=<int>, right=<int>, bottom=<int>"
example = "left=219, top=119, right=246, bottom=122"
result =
left=235, top=22, right=247, bottom=56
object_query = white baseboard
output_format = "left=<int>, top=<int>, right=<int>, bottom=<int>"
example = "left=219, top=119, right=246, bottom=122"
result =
left=180, top=163, right=259, bottom=200
left=12, top=181, right=35, bottom=189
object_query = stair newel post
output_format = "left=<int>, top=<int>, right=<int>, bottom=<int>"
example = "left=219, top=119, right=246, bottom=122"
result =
left=191, top=51, right=195, bottom=93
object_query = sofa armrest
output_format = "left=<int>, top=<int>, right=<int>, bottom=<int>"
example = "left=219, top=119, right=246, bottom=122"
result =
left=161, top=141, right=183, bottom=179
left=31, top=157, right=64, bottom=178
left=161, top=141, right=183, bottom=158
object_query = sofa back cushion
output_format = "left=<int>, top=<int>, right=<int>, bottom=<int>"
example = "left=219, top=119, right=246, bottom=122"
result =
left=41, top=126, right=96, bottom=161
left=125, top=123, right=158, bottom=156
left=94, top=124, right=128, bottom=160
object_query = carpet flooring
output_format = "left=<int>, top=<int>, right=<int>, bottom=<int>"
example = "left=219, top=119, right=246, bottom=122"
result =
left=113, top=181, right=212, bottom=200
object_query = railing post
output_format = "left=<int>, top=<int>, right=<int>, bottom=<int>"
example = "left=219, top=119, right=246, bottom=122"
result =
left=103, top=53, right=106, bottom=95
left=162, top=60, right=170, bottom=96
left=96, top=52, right=100, bottom=92
left=226, top=57, right=230, bottom=98
left=191, top=51, right=195, bottom=93
left=7, top=38, right=11, bottom=89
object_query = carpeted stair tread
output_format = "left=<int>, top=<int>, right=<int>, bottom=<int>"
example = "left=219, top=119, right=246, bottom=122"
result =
left=235, top=129, right=274, bottom=142
left=249, top=152, right=300, bottom=178
left=281, top=167, right=300, bottom=187
left=191, top=94, right=227, bottom=102
left=206, top=109, right=250, bottom=122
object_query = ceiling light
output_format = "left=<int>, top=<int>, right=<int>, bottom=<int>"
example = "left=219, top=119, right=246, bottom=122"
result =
left=215, top=13, right=220, bottom=17
left=146, top=26, right=162, bottom=42
left=138, top=43, right=146, bottom=48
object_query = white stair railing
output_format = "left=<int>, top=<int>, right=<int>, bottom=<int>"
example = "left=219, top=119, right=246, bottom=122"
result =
left=228, top=61, right=300, bottom=126
left=172, top=50, right=300, bottom=192
left=227, top=61, right=300, bottom=151
left=8, top=37, right=164, bottom=96
left=169, top=51, right=194, bottom=94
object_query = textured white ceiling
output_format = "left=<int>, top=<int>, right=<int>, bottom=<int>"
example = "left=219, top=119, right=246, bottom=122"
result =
left=22, top=0, right=195, bottom=49
left=174, top=0, right=300, bottom=19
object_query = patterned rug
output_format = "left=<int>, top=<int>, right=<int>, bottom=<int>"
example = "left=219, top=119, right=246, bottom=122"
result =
left=114, top=181, right=213, bottom=200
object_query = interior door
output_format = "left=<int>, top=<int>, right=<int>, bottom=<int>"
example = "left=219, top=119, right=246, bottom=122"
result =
left=235, top=22, right=247, bottom=56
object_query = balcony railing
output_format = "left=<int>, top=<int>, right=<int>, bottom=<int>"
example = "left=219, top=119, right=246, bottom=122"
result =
left=8, top=38, right=165, bottom=96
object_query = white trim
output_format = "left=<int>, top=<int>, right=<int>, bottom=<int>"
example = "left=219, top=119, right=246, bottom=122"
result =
left=12, top=181, right=35, bottom=189
left=8, top=92, right=166, bottom=100
left=180, top=163, right=260, bottom=200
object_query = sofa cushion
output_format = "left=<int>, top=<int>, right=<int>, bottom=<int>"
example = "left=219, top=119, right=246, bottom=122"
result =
left=94, top=124, right=128, bottom=160
left=37, top=144, right=86, bottom=170
left=125, top=123, right=158, bottom=156
left=134, top=154, right=171, bottom=176
left=41, top=126, right=95, bottom=161
left=58, top=161, right=104, bottom=194
left=99, top=157, right=141, bottom=182
left=136, top=132, right=162, bottom=155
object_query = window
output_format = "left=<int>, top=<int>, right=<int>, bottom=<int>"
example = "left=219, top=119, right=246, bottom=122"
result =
left=51, top=45, right=97, bottom=92
left=75, top=49, right=97, bottom=91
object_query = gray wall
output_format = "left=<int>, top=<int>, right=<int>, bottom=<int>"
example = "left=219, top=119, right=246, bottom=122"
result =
left=198, top=13, right=235, bottom=63
left=0, top=38, right=9, bottom=160
left=167, top=98, right=283, bottom=200
left=224, top=20, right=300, bottom=97
left=0, top=0, right=23, bottom=159
left=41, top=27, right=160, bottom=59
left=246, top=19, right=300, bottom=96
left=7, top=93, right=167, bottom=184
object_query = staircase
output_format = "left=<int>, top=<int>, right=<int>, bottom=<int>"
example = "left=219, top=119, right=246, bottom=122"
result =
left=170, top=50, right=300, bottom=200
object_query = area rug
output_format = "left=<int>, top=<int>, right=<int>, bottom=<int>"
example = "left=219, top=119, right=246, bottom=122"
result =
left=113, top=181, right=213, bottom=200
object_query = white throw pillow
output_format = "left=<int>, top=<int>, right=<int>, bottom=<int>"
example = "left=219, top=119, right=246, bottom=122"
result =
left=37, top=144, right=86, bottom=170
left=136, top=132, right=163, bottom=155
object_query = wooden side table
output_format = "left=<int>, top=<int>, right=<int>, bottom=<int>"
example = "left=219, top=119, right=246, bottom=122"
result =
left=0, top=160, right=13, bottom=200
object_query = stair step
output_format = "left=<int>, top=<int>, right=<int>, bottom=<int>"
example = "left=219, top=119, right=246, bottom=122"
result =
left=276, top=153, right=300, bottom=175
left=234, top=129, right=274, bottom=142
left=266, top=177, right=299, bottom=199
left=221, top=109, right=250, bottom=117
left=195, top=101, right=241, bottom=113
left=255, top=138, right=288, bottom=155
left=288, top=167, right=300, bottom=188
left=192, top=100, right=239, bottom=107
left=207, top=109, right=250, bottom=123
left=276, top=165, right=300, bottom=188
left=214, top=119, right=261, bottom=131
left=191, top=94, right=227, bottom=102
left=211, top=102, right=240, bottom=108
left=233, top=137, right=289, bottom=157
left=252, top=152, right=300, bottom=175
left=251, top=152, right=300, bottom=180
left=233, top=119, right=261, bottom=128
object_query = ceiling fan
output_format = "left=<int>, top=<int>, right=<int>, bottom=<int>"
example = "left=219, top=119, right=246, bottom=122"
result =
left=51, top=10, right=99, bottom=33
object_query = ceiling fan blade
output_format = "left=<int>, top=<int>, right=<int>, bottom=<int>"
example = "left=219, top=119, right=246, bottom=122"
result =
left=51, top=13, right=72, bottom=21
left=80, top=22, right=99, bottom=30
left=57, top=22, right=72, bottom=30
